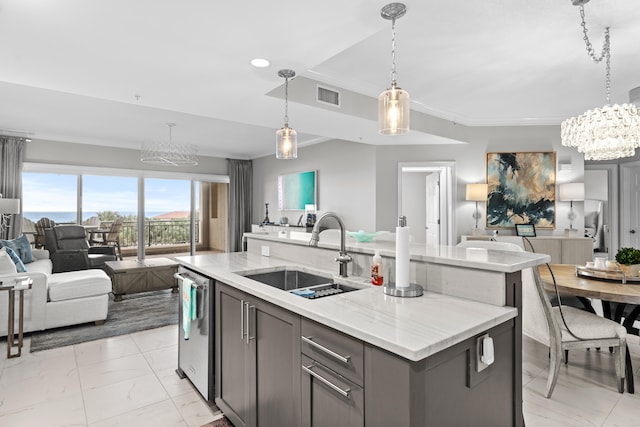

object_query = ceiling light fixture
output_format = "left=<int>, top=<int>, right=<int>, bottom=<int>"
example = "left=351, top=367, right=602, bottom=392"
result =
left=251, top=58, right=270, bottom=68
left=140, top=123, right=198, bottom=166
left=276, top=69, right=297, bottom=159
left=561, top=0, right=640, bottom=160
left=378, top=2, right=410, bottom=135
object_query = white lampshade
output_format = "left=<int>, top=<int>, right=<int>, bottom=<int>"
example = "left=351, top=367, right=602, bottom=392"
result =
left=558, top=183, right=585, bottom=202
left=466, top=183, right=488, bottom=202
left=0, top=198, right=20, bottom=214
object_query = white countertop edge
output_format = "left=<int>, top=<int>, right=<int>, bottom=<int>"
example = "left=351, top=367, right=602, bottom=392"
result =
left=175, top=253, right=518, bottom=362
left=244, top=232, right=550, bottom=272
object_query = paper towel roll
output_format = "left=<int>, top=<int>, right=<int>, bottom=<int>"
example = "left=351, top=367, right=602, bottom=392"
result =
left=395, top=225, right=410, bottom=288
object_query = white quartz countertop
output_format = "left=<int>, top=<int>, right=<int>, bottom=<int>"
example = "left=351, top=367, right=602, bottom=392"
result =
left=174, top=252, right=518, bottom=362
left=244, top=232, right=550, bottom=273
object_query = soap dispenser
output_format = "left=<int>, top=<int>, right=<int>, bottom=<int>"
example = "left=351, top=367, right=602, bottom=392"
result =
left=371, top=250, right=384, bottom=286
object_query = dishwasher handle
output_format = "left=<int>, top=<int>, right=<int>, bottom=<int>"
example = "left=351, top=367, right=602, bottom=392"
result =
left=174, top=273, right=204, bottom=289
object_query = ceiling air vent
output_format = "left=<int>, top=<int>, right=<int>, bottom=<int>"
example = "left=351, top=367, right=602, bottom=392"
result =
left=316, top=85, right=341, bottom=107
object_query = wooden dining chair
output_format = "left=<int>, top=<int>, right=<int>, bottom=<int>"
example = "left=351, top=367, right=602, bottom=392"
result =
left=89, top=218, right=123, bottom=260
left=34, top=217, right=56, bottom=249
left=458, top=239, right=627, bottom=398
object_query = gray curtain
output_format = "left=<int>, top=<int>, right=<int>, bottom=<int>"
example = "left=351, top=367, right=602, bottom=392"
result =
left=0, top=136, right=25, bottom=239
left=228, top=159, right=253, bottom=252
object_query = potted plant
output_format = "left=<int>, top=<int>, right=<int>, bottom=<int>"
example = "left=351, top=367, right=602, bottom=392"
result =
left=615, top=247, right=640, bottom=277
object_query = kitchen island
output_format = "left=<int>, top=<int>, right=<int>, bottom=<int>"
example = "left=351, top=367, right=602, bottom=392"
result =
left=176, top=243, right=548, bottom=427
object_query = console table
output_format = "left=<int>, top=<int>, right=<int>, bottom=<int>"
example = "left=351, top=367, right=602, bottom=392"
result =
left=1, top=277, right=33, bottom=358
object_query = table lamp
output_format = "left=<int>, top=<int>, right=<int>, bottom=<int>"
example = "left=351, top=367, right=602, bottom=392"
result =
left=558, top=182, right=584, bottom=236
left=466, top=183, right=488, bottom=235
left=0, top=194, right=21, bottom=238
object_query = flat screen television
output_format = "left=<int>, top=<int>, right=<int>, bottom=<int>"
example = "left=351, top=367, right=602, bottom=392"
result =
left=278, top=170, right=317, bottom=210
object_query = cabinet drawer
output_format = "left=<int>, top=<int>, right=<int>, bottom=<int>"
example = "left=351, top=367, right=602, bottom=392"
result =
left=301, top=319, right=364, bottom=386
left=301, top=355, right=364, bottom=427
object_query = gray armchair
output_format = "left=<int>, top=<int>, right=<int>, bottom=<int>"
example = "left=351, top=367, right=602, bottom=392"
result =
left=45, top=225, right=117, bottom=273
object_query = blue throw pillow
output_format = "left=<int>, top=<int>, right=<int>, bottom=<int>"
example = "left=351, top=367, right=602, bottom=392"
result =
left=0, top=234, right=33, bottom=264
left=3, top=246, right=26, bottom=273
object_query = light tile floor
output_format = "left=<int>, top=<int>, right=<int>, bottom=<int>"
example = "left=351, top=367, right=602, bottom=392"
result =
left=1, top=325, right=640, bottom=426
left=0, top=325, right=222, bottom=427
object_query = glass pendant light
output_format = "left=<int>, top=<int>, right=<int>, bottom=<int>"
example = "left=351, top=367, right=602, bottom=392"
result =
left=378, top=3, right=410, bottom=135
left=276, top=69, right=297, bottom=159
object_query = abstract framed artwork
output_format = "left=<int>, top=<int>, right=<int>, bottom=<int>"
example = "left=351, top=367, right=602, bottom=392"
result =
left=486, top=152, right=556, bottom=229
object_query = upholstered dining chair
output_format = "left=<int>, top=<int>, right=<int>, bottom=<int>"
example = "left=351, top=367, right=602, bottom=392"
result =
left=457, top=239, right=627, bottom=398
left=89, top=218, right=123, bottom=260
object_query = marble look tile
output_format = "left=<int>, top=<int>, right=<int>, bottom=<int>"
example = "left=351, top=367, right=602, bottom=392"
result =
left=0, top=391, right=86, bottom=427
left=83, top=373, right=168, bottom=424
left=602, top=392, right=640, bottom=426
left=4, top=340, right=75, bottom=368
left=156, top=367, right=195, bottom=397
left=171, top=390, right=218, bottom=427
left=78, top=353, right=153, bottom=390
left=74, top=335, right=141, bottom=367
left=0, top=353, right=81, bottom=415
left=131, top=324, right=178, bottom=353
left=89, top=399, right=186, bottom=427
left=143, top=344, right=178, bottom=373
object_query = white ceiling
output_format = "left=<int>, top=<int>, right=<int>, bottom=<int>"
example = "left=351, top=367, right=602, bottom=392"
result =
left=1, top=0, right=639, bottom=159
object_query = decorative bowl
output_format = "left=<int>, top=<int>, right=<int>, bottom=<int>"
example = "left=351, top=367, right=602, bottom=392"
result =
left=346, top=231, right=388, bottom=243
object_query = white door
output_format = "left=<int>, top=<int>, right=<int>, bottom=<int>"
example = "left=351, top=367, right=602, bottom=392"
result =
left=621, top=162, right=640, bottom=248
left=425, top=173, right=440, bottom=247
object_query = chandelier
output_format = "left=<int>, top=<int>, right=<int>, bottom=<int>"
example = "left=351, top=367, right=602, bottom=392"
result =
left=140, top=123, right=198, bottom=166
left=378, top=3, right=410, bottom=135
left=276, top=69, right=297, bottom=159
left=560, top=0, right=640, bottom=161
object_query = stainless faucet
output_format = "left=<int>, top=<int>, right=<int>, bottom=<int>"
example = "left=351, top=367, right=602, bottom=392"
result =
left=309, top=212, right=352, bottom=278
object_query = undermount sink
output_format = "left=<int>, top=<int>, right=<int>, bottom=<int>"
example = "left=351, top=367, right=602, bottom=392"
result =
left=239, top=267, right=361, bottom=299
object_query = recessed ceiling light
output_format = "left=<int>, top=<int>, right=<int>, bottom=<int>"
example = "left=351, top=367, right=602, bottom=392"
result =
left=250, top=58, right=270, bottom=68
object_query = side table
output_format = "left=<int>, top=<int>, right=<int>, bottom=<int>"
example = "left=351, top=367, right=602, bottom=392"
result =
left=1, top=277, right=33, bottom=358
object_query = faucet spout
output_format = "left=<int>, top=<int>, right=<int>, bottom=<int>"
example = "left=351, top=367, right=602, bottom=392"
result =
left=308, top=212, right=352, bottom=277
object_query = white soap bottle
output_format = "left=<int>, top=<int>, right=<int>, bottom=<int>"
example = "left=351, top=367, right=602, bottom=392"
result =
left=371, top=250, right=383, bottom=286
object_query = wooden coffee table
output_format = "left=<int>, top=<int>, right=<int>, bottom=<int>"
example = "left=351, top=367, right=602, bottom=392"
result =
left=105, top=257, right=179, bottom=301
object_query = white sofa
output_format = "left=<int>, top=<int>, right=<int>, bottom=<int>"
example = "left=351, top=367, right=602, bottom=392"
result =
left=0, top=248, right=112, bottom=337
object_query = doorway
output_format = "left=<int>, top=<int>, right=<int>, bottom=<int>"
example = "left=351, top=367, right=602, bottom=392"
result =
left=620, top=161, right=640, bottom=249
left=585, top=164, right=619, bottom=257
left=398, top=162, right=456, bottom=247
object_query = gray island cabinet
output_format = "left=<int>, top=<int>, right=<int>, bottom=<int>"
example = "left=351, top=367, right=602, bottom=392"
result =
left=176, top=246, right=546, bottom=427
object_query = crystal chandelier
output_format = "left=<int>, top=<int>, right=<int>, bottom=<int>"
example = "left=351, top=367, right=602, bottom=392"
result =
left=140, top=123, right=198, bottom=166
left=560, top=0, right=640, bottom=161
left=378, top=3, right=410, bottom=135
left=276, top=69, right=297, bottom=159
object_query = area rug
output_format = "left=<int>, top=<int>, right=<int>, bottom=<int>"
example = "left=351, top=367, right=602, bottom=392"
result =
left=201, top=416, right=234, bottom=427
left=30, top=289, right=179, bottom=352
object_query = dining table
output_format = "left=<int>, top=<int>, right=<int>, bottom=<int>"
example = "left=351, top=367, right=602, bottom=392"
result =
left=538, top=263, right=640, bottom=393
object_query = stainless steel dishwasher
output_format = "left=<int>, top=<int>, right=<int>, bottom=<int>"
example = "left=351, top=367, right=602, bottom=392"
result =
left=175, top=266, right=214, bottom=401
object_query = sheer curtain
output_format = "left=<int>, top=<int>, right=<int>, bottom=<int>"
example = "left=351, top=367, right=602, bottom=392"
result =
left=228, top=159, right=252, bottom=252
left=0, top=136, right=25, bottom=239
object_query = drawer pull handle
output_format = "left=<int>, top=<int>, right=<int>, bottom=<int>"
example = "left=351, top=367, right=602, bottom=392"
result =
left=302, top=364, right=351, bottom=398
left=302, top=336, right=351, bottom=364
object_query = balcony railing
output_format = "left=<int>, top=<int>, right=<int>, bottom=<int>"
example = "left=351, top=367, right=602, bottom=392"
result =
left=102, top=219, right=200, bottom=247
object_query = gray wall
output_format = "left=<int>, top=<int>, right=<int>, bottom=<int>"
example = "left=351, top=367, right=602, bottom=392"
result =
left=254, top=125, right=586, bottom=240
left=252, top=139, right=376, bottom=231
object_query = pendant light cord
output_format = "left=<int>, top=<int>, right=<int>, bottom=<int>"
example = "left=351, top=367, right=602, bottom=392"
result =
left=284, top=77, right=290, bottom=124
left=578, top=5, right=611, bottom=105
left=390, top=17, right=397, bottom=83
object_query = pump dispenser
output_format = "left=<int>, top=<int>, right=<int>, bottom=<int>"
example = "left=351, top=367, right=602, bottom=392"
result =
left=371, top=250, right=384, bottom=286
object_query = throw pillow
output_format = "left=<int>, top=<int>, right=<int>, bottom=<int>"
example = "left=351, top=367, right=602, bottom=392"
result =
left=0, top=247, right=18, bottom=274
left=0, top=234, right=33, bottom=264
left=1, top=246, right=26, bottom=273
